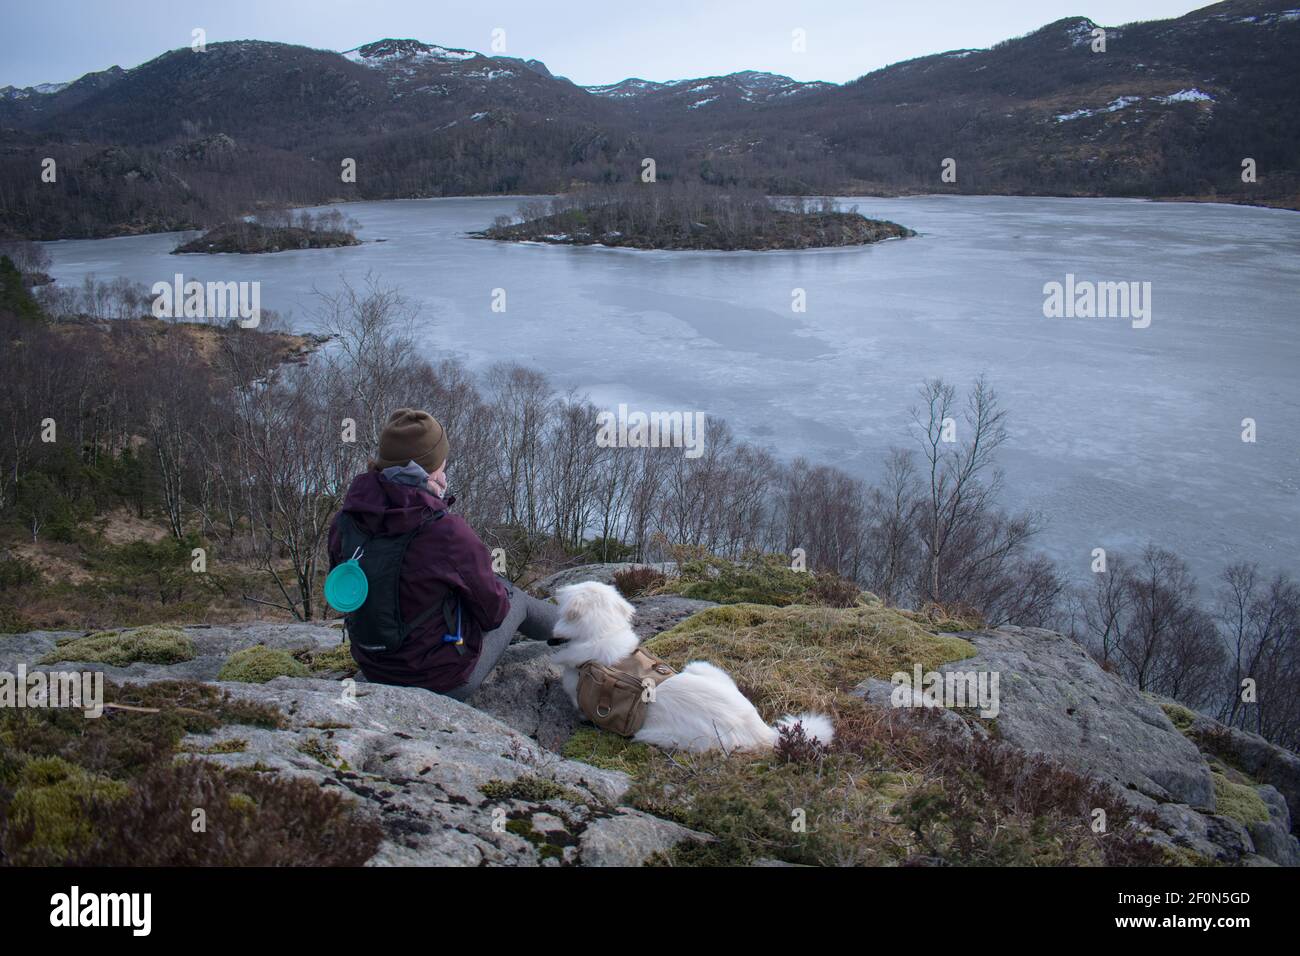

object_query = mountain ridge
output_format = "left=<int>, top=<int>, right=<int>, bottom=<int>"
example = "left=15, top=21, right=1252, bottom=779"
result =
left=1, top=0, right=1296, bottom=239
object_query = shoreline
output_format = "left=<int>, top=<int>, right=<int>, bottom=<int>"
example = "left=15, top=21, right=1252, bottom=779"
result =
left=25, top=190, right=1299, bottom=244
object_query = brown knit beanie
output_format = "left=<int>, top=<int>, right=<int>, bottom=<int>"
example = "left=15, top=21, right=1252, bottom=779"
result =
left=372, top=408, right=449, bottom=473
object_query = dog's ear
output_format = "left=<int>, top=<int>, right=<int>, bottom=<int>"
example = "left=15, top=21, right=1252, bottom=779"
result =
left=557, top=583, right=597, bottom=624
left=615, top=590, right=636, bottom=623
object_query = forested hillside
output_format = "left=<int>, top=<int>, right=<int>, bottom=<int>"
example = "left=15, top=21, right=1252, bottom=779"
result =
left=1, top=0, right=1297, bottom=238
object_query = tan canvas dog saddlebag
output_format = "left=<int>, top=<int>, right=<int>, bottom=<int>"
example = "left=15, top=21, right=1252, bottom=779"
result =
left=577, top=649, right=677, bottom=737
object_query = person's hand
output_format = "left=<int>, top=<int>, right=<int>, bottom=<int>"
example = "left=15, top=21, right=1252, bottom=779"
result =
left=427, top=468, right=448, bottom=498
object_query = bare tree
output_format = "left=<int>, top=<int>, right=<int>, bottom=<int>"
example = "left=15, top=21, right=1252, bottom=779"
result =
left=1215, top=564, right=1300, bottom=745
left=316, top=273, right=422, bottom=453
left=912, top=375, right=1009, bottom=607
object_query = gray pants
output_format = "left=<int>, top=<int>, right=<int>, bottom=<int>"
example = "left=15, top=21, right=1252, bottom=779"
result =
left=444, top=581, right=559, bottom=700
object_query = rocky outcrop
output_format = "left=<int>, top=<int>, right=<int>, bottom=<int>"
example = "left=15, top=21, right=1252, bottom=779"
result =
left=192, top=676, right=703, bottom=866
left=6, top=562, right=1297, bottom=867
left=1180, top=710, right=1300, bottom=832
left=862, top=624, right=1298, bottom=866
left=1247, top=786, right=1300, bottom=866
left=628, top=595, right=717, bottom=640
left=3, top=621, right=705, bottom=866
left=944, top=626, right=1214, bottom=808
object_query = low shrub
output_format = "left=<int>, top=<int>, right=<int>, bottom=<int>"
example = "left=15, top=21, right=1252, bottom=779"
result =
left=0, top=556, right=41, bottom=591
left=613, top=566, right=666, bottom=599
left=0, top=679, right=364, bottom=867
left=70, top=761, right=382, bottom=866
left=631, top=707, right=1164, bottom=868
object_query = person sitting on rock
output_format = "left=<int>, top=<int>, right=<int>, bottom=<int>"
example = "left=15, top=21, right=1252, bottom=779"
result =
left=328, top=407, right=558, bottom=698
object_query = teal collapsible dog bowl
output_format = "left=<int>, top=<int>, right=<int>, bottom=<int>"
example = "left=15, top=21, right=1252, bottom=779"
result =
left=324, top=560, right=368, bottom=613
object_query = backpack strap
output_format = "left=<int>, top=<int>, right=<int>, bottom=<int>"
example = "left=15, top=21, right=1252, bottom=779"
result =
left=335, top=511, right=370, bottom=564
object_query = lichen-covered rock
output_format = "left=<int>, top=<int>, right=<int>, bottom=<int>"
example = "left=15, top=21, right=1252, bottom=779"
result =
left=1247, top=786, right=1300, bottom=866
left=842, top=624, right=1300, bottom=863
left=1146, top=801, right=1256, bottom=863
left=4, top=622, right=346, bottom=684
left=184, top=676, right=705, bottom=866
left=3, top=619, right=707, bottom=866
left=468, top=641, right=575, bottom=749
left=630, top=595, right=717, bottom=639
left=848, top=624, right=1300, bottom=865
left=943, top=625, right=1214, bottom=809
left=850, top=676, right=988, bottom=742
left=6, top=594, right=1297, bottom=867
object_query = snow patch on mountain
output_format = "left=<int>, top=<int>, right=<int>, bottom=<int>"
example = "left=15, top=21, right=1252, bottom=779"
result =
left=343, top=39, right=480, bottom=67
left=583, top=70, right=829, bottom=103
left=1154, top=88, right=1215, bottom=104
left=1055, top=89, right=1214, bottom=122
left=1056, top=96, right=1139, bottom=121
left=0, top=81, right=70, bottom=100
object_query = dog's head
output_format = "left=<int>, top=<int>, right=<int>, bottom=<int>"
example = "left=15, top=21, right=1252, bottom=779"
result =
left=552, top=581, right=636, bottom=653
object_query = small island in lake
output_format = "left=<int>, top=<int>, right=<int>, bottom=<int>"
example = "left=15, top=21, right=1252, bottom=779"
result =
left=474, top=185, right=914, bottom=251
left=173, top=209, right=361, bottom=254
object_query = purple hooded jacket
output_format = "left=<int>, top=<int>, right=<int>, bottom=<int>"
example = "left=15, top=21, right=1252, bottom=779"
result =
left=327, top=470, right=510, bottom=691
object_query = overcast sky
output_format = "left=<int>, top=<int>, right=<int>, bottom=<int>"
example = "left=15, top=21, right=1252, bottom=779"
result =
left=3, top=0, right=1208, bottom=88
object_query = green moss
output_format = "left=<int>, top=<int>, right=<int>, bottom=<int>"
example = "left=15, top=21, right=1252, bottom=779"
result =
left=504, top=818, right=534, bottom=837
left=1157, top=844, right=1215, bottom=867
left=218, top=645, right=310, bottom=683
left=481, top=774, right=583, bottom=804
left=41, top=626, right=196, bottom=666
left=561, top=727, right=655, bottom=776
left=643, top=602, right=976, bottom=716
left=299, top=641, right=356, bottom=674
left=7, top=756, right=129, bottom=858
left=183, top=738, right=248, bottom=755
left=1212, top=772, right=1270, bottom=825
left=505, top=818, right=567, bottom=862
left=1160, top=702, right=1199, bottom=732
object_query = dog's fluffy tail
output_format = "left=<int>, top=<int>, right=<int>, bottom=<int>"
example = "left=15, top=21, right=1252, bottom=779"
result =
left=772, top=712, right=834, bottom=746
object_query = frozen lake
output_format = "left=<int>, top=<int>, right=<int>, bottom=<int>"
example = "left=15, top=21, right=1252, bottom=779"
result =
left=40, top=195, right=1300, bottom=588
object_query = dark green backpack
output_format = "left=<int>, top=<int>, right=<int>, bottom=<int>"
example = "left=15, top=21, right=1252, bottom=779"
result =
left=334, top=510, right=460, bottom=654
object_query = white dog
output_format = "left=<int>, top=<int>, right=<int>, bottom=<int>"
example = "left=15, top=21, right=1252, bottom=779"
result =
left=549, top=581, right=834, bottom=752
